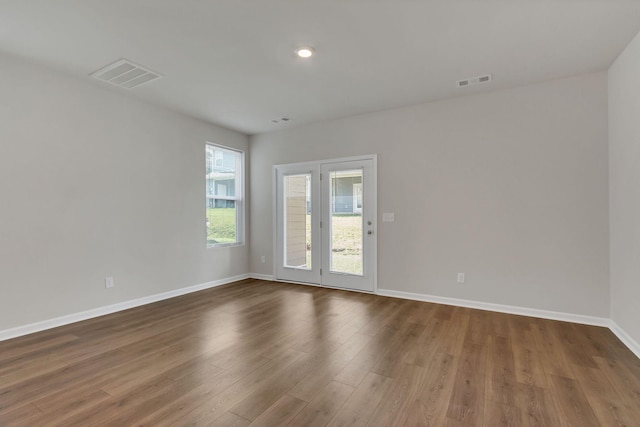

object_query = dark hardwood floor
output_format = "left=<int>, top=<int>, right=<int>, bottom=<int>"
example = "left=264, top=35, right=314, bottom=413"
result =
left=1, top=279, right=639, bottom=426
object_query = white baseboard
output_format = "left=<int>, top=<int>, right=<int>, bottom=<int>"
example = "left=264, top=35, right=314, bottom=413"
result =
left=249, top=273, right=275, bottom=281
left=4, top=277, right=637, bottom=362
left=0, top=273, right=250, bottom=342
left=376, top=288, right=610, bottom=327
left=609, top=320, right=640, bottom=360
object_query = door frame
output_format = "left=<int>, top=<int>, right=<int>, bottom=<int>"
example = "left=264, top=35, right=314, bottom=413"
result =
left=272, top=154, right=377, bottom=293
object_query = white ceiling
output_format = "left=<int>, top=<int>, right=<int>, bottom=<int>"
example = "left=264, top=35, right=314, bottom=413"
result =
left=2, top=1, right=640, bottom=135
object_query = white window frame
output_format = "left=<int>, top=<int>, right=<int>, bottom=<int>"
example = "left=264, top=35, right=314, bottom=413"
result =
left=206, top=143, right=244, bottom=248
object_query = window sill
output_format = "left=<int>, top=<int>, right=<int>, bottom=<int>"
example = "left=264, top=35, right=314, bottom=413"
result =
left=207, top=242, right=244, bottom=249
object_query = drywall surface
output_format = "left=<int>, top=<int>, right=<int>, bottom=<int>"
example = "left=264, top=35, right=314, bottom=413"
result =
left=0, top=53, right=249, bottom=330
left=251, top=73, right=610, bottom=317
left=609, top=31, right=640, bottom=346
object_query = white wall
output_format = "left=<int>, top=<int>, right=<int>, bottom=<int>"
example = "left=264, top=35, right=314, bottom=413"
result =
left=251, top=73, right=610, bottom=317
left=609, top=32, right=640, bottom=346
left=0, top=53, right=249, bottom=331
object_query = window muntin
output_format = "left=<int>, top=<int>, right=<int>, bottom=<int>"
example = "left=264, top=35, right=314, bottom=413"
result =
left=206, top=144, right=243, bottom=247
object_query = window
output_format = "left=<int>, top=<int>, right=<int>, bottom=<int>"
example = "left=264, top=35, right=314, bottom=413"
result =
left=206, top=143, right=243, bottom=247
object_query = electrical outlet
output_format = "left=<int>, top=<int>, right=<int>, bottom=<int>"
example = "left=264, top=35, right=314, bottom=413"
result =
left=457, top=273, right=465, bottom=283
left=261, top=255, right=266, bottom=263
left=105, top=276, right=114, bottom=289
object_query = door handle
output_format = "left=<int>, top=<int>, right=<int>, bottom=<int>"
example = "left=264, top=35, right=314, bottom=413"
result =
left=367, top=230, right=373, bottom=235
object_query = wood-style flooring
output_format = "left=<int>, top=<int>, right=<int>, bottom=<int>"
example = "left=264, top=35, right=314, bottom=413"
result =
left=1, top=279, right=639, bottom=426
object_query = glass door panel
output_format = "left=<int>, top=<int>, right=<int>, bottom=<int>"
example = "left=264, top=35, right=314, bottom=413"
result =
left=321, top=159, right=375, bottom=292
left=284, top=174, right=311, bottom=269
left=329, top=170, right=363, bottom=276
left=275, top=164, right=321, bottom=284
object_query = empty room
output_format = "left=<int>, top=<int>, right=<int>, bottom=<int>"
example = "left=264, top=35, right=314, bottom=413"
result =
left=2, top=1, right=640, bottom=426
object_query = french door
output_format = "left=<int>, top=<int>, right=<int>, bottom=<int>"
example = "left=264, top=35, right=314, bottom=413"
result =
left=275, top=156, right=376, bottom=292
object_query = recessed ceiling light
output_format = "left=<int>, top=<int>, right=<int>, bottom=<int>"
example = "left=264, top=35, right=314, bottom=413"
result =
left=296, top=47, right=314, bottom=58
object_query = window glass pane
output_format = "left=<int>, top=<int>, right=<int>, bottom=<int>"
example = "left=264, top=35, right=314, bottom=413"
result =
left=206, top=144, right=242, bottom=247
left=207, top=200, right=236, bottom=245
left=283, top=174, right=311, bottom=269
left=330, top=169, right=363, bottom=275
left=207, top=146, right=237, bottom=197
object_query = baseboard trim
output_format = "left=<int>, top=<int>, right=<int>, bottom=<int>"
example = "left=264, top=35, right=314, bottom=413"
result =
left=609, top=320, right=640, bottom=360
left=249, top=273, right=276, bottom=281
left=4, top=278, right=636, bottom=361
left=0, top=273, right=250, bottom=342
left=376, top=288, right=610, bottom=327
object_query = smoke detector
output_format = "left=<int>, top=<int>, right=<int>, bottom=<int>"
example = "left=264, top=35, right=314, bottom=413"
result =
left=457, top=74, right=492, bottom=88
left=90, top=59, right=162, bottom=89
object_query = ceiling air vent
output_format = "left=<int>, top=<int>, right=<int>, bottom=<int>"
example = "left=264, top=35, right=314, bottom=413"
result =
left=90, top=59, right=162, bottom=89
left=457, top=74, right=492, bottom=88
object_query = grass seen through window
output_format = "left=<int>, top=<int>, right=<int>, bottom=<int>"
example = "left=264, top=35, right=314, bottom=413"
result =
left=207, top=208, right=236, bottom=244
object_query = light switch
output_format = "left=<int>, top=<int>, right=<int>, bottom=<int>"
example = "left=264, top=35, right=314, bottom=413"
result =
left=382, top=212, right=395, bottom=222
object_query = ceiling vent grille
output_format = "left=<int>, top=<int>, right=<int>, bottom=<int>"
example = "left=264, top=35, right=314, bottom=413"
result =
left=90, top=59, right=162, bottom=89
left=457, top=74, right=492, bottom=88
